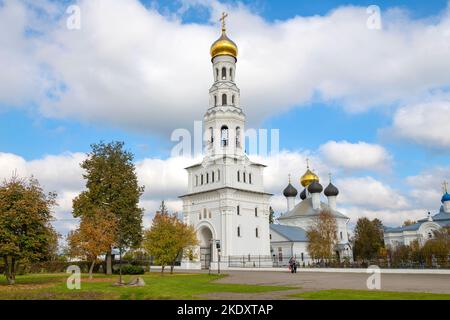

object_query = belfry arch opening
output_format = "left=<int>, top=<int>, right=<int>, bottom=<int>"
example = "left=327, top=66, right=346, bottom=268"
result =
left=198, top=226, right=213, bottom=270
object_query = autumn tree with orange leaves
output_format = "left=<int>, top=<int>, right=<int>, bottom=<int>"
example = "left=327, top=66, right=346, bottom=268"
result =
left=67, top=210, right=117, bottom=279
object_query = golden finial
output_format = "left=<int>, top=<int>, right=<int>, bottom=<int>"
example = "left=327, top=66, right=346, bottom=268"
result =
left=306, top=158, right=310, bottom=169
left=220, top=12, right=228, bottom=32
left=443, top=181, right=449, bottom=193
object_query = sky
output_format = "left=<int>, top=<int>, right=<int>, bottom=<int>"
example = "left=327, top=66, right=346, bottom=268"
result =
left=1, top=0, right=450, bottom=237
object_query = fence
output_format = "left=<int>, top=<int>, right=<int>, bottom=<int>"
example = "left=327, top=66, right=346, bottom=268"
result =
left=223, top=254, right=450, bottom=269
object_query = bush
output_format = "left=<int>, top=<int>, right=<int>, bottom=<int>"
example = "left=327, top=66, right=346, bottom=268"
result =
left=113, top=264, right=145, bottom=275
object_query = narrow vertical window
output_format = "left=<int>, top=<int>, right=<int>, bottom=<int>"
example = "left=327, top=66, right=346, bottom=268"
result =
left=210, top=127, right=214, bottom=143
left=212, top=171, right=215, bottom=183
left=229, top=68, right=233, bottom=80
left=214, top=95, right=217, bottom=107
left=222, top=94, right=227, bottom=106
left=256, top=228, right=259, bottom=238
left=221, top=126, right=229, bottom=146
left=237, top=226, right=241, bottom=237
left=340, top=231, right=343, bottom=240
left=206, top=173, right=209, bottom=184
left=195, top=175, right=198, bottom=186
left=237, top=171, right=240, bottom=182
left=243, top=172, right=246, bottom=183
left=236, top=127, right=241, bottom=148
left=255, top=208, right=258, bottom=217
left=217, top=170, right=220, bottom=181
left=249, top=173, right=252, bottom=184
left=201, top=174, right=204, bottom=185
left=237, top=205, right=240, bottom=215
left=222, top=67, right=226, bottom=80
left=216, top=68, right=219, bottom=81
left=232, top=95, right=235, bottom=105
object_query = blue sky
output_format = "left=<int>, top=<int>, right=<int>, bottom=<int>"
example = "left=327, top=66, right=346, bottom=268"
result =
left=1, top=0, right=450, bottom=233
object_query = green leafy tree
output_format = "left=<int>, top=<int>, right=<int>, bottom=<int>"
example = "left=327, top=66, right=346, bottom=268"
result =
left=269, top=206, right=275, bottom=224
left=0, top=175, right=57, bottom=284
left=72, top=141, right=144, bottom=275
left=353, top=218, right=385, bottom=262
left=143, top=208, right=198, bottom=274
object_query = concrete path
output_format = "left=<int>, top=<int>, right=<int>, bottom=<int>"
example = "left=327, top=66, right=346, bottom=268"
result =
left=194, top=270, right=450, bottom=299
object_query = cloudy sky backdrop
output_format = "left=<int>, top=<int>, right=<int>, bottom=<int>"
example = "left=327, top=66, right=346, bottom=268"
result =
left=1, top=0, right=450, bottom=237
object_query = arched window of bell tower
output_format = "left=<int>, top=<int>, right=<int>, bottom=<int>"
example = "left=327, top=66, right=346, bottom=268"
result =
left=221, top=125, right=229, bottom=147
left=214, top=95, right=217, bottom=107
left=229, top=68, right=233, bottom=80
left=222, top=94, right=227, bottom=106
left=222, top=67, right=226, bottom=80
left=215, top=68, right=219, bottom=81
left=236, top=127, right=241, bottom=148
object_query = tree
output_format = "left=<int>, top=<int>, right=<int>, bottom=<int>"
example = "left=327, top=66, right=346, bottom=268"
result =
left=269, top=207, right=275, bottom=224
left=353, top=217, right=385, bottom=262
left=67, top=210, right=117, bottom=279
left=0, top=175, right=57, bottom=284
left=143, top=211, right=198, bottom=274
left=421, top=227, right=450, bottom=266
left=72, top=141, right=144, bottom=275
left=306, top=209, right=338, bottom=263
left=403, top=220, right=416, bottom=227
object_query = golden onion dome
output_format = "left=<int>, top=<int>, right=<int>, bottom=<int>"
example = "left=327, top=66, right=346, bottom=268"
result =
left=300, top=168, right=319, bottom=188
left=211, top=13, right=238, bottom=60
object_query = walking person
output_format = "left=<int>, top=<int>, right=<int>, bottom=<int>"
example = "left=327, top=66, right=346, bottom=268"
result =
left=288, top=256, right=297, bottom=274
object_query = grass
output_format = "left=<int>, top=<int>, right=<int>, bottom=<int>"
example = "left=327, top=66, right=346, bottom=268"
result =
left=291, top=289, right=450, bottom=300
left=0, top=273, right=293, bottom=300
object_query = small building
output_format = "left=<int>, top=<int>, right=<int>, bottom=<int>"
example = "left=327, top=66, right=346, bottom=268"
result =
left=384, top=185, right=450, bottom=248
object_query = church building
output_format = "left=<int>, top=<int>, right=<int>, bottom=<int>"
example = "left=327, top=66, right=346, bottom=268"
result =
left=270, top=166, right=353, bottom=265
left=384, top=183, right=450, bottom=248
left=180, top=15, right=272, bottom=270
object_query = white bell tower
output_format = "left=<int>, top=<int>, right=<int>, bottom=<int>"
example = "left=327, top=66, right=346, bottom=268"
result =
left=180, top=13, right=272, bottom=270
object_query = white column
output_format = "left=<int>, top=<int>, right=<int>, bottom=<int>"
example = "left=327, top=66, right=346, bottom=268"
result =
left=312, top=193, right=321, bottom=210
left=287, top=197, right=295, bottom=211
left=328, top=196, right=337, bottom=210
left=444, top=201, right=450, bottom=213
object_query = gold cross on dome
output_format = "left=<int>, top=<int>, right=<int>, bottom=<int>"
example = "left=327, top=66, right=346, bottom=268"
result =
left=329, top=173, right=332, bottom=183
left=220, top=12, right=228, bottom=31
left=444, top=181, right=449, bottom=193
left=288, top=174, right=291, bottom=183
left=306, top=158, right=310, bottom=169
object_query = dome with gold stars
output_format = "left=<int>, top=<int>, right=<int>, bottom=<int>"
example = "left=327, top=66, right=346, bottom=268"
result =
left=210, top=13, right=238, bottom=61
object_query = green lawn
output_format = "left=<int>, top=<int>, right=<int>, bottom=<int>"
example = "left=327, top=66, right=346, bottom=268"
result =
left=291, top=289, right=450, bottom=300
left=0, top=273, right=293, bottom=300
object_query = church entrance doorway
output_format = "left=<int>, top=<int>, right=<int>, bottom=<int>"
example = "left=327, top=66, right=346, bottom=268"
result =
left=199, top=227, right=213, bottom=270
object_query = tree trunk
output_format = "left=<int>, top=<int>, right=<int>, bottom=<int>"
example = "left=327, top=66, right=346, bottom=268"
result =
left=161, top=265, right=165, bottom=274
left=170, top=263, right=174, bottom=274
left=89, top=260, right=96, bottom=280
left=11, top=257, right=15, bottom=279
left=119, top=247, right=123, bottom=284
left=106, top=251, right=112, bottom=275
left=3, top=256, right=14, bottom=285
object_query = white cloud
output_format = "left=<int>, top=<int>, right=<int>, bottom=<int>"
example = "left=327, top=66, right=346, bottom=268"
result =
left=2, top=0, right=450, bottom=133
left=406, top=165, right=450, bottom=208
left=336, top=176, right=408, bottom=210
left=388, top=100, right=450, bottom=148
left=341, top=207, right=428, bottom=228
left=0, top=148, right=446, bottom=235
left=319, top=140, right=391, bottom=171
